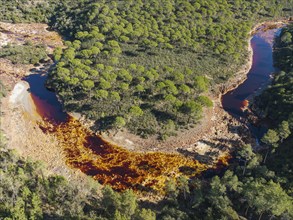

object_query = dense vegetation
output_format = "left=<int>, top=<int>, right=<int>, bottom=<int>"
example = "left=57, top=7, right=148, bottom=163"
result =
left=1, top=130, right=292, bottom=219
left=0, top=0, right=55, bottom=23
left=1, top=0, right=292, bottom=138
left=1, top=75, right=293, bottom=219
left=0, top=134, right=159, bottom=219
left=257, top=24, right=293, bottom=124
left=45, top=0, right=292, bottom=138
left=0, top=79, right=289, bottom=220
left=0, top=42, right=48, bottom=65
left=1, top=83, right=155, bottom=219
left=255, top=23, right=293, bottom=189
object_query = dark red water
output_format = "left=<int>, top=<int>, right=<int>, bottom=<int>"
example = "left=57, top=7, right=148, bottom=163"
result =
left=24, top=72, right=68, bottom=123
left=20, top=26, right=284, bottom=190
left=222, top=28, right=280, bottom=117
left=18, top=25, right=282, bottom=190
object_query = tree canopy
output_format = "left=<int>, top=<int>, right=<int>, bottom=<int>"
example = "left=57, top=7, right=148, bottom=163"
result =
left=44, top=0, right=292, bottom=138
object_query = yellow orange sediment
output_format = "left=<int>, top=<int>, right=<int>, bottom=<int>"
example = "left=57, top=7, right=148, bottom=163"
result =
left=39, top=117, right=208, bottom=191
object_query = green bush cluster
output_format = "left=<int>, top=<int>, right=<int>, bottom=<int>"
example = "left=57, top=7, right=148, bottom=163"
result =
left=0, top=42, right=48, bottom=65
left=1, top=0, right=291, bottom=138
left=0, top=0, right=58, bottom=23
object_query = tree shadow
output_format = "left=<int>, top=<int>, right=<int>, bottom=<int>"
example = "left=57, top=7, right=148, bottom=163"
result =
left=91, top=116, right=116, bottom=132
left=123, top=50, right=138, bottom=57
left=151, top=109, right=176, bottom=122
left=214, top=138, right=240, bottom=150
left=72, top=92, right=89, bottom=101
left=179, top=165, right=198, bottom=175
left=227, top=124, right=241, bottom=134
left=177, top=148, right=215, bottom=165
left=147, top=51, right=157, bottom=56
left=199, top=139, right=227, bottom=151
left=64, top=103, right=82, bottom=112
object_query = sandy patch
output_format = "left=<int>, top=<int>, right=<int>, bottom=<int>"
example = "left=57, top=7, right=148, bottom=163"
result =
left=0, top=32, right=9, bottom=47
left=0, top=75, right=91, bottom=186
left=0, top=22, right=63, bottom=52
left=9, top=82, right=27, bottom=104
left=9, top=81, right=41, bottom=121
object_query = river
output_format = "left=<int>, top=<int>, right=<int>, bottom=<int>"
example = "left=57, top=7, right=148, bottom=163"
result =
left=222, top=27, right=281, bottom=117
left=21, top=25, right=282, bottom=190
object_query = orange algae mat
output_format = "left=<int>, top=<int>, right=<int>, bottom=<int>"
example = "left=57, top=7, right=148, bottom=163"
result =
left=40, top=117, right=208, bottom=191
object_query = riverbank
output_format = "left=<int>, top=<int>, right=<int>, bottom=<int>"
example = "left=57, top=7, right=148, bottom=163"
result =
left=219, top=20, right=288, bottom=97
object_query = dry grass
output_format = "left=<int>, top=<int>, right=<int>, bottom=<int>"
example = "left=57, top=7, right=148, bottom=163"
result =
left=2, top=97, right=66, bottom=177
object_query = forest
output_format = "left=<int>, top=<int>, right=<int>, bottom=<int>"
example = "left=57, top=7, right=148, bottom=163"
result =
left=0, top=0, right=293, bottom=219
left=1, top=0, right=292, bottom=138
left=44, top=0, right=292, bottom=138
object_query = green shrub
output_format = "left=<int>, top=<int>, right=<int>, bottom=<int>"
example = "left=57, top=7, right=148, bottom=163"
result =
left=0, top=43, right=47, bottom=65
left=197, top=96, right=213, bottom=107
